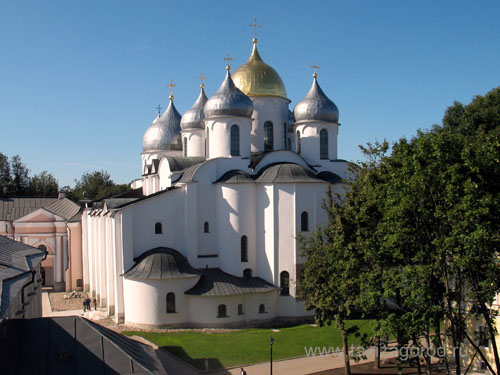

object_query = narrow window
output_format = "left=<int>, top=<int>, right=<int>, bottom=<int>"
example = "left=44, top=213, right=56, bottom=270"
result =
left=241, top=236, right=248, bottom=262
left=238, top=304, right=244, bottom=315
left=320, top=129, right=328, bottom=159
left=283, top=123, right=287, bottom=150
left=183, top=137, right=188, bottom=157
left=204, top=222, right=209, bottom=233
left=296, top=131, right=301, bottom=154
left=230, top=125, right=240, bottom=156
left=287, top=137, right=292, bottom=151
left=301, top=211, right=309, bottom=232
left=155, top=222, right=162, bottom=234
left=259, top=304, right=266, bottom=313
left=217, top=304, right=227, bottom=317
left=280, top=271, right=290, bottom=296
left=264, top=121, right=273, bottom=151
left=166, top=292, right=175, bottom=313
left=243, top=268, right=252, bottom=278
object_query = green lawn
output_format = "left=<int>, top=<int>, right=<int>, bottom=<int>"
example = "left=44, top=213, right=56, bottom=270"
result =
left=123, top=320, right=376, bottom=371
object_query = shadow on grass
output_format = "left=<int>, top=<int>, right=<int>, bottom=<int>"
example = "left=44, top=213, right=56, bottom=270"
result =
left=162, top=345, right=230, bottom=373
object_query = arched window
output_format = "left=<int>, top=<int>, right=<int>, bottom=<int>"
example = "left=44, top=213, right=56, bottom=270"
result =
left=259, top=304, right=266, bottom=313
left=320, top=129, right=328, bottom=159
left=38, top=245, right=47, bottom=253
left=241, top=236, right=248, bottom=262
left=301, top=211, right=309, bottom=232
left=296, top=131, right=301, bottom=154
left=238, top=304, right=244, bottom=315
left=204, top=222, right=209, bottom=233
left=280, top=271, right=290, bottom=296
left=217, top=304, right=227, bottom=317
left=166, top=292, right=175, bottom=313
left=243, top=268, right=252, bottom=278
left=155, top=222, right=162, bottom=234
left=183, top=137, right=188, bottom=157
left=264, top=121, right=273, bottom=151
left=230, top=125, right=240, bottom=156
left=287, top=137, right=292, bottom=151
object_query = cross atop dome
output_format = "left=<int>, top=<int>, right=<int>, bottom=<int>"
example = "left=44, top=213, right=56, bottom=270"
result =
left=311, top=62, right=320, bottom=79
left=167, top=80, right=176, bottom=100
left=224, top=54, right=233, bottom=71
left=156, top=105, right=162, bottom=115
left=249, top=16, right=261, bottom=43
left=198, top=73, right=207, bottom=89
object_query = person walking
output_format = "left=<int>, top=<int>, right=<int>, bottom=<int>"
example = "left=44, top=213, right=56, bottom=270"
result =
left=93, top=298, right=97, bottom=311
left=82, top=298, right=87, bottom=312
left=86, top=298, right=91, bottom=311
left=240, top=368, right=247, bottom=375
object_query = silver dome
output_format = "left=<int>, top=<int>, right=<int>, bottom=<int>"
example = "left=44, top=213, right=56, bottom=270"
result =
left=294, top=77, right=339, bottom=123
left=204, top=70, right=253, bottom=119
left=181, top=86, right=208, bottom=130
left=143, top=99, right=182, bottom=152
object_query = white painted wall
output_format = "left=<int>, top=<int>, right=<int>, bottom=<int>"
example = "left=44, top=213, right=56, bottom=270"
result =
left=206, top=117, right=252, bottom=159
left=182, top=128, right=206, bottom=157
left=249, top=96, right=289, bottom=152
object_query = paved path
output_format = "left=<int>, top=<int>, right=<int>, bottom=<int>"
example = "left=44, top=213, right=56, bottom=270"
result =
left=41, top=291, right=108, bottom=320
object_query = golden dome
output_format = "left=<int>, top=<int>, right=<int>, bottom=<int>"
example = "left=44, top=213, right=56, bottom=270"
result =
left=232, top=39, right=288, bottom=100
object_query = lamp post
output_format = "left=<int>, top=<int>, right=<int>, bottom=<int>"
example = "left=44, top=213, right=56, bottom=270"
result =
left=269, top=336, right=274, bottom=375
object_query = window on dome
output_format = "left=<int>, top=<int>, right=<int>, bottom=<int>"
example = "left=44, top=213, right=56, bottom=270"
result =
left=230, top=125, right=240, bottom=156
left=301, top=211, right=309, bottom=232
left=217, top=304, right=227, bottom=317
left=155, top=222, right=162, bottom=234
left=204, top=222, right=209, bottom=233
left=258, top=304, right=266, bottom=313
left=243, top=268, right=252, bottom=278
left=296, top=131, right=301, bottom=154
left=264, top=121, right=273, bottom=151
left=166, top=292, right=175, bottom=313
left=280, top=271, right=290, bottom=296
left=183, top=137, right=188, bottom=157
left=320, top=129, right=328, bottom=159
left=241, top=236, right=248, bottom=262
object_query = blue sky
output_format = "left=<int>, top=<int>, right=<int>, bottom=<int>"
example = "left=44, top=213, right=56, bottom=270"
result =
left=1, top=1, right=499, bottom=187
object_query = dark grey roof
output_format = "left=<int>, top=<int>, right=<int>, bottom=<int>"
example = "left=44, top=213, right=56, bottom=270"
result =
left=164, top=156, right=205, bottom=172
left=0, top=316, right=168, bottom=374
left=104, top=198, right=140, bottom=210
left=316, top=171, right=343, bottom=184
left=248, top=151, right=272, bottom=170
left=177, top=160, right=210, bottom=183
left=124, top=248, right=201, bottom=279
left=215, top=170, right=254, bottom=184
left=44, top=198, right=82, bottom=221
left=185, top=268, right=278, bottom=296
left=255, top=163, right=323, bottom=183
left=0, top=235, right=46, bottom=317
left=0, top=197, right=57, bottom=221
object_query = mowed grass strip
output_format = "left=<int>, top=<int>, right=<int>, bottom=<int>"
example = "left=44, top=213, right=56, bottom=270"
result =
left=123, top=320, right=375, bottom=370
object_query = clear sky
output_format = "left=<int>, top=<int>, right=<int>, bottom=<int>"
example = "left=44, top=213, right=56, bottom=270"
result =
left=1, top=1, right=499, bottom=187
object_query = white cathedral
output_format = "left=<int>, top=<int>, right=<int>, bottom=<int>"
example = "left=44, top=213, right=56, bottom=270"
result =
left=82, top=36, right=350, bottom=327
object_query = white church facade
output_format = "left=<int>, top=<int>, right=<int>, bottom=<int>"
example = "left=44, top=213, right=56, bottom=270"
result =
left=82, top=36, right=350, bottom=327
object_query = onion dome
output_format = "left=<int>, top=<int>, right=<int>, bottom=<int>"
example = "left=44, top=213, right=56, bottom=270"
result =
left=143, top=97, right=182, bottom=152
left=204, top=68, right=253, bottom=118
left=293, top=75, right=339, bottom=124
left=181, top=85, right=208, bottom=130
left=232, top=39, right=287, bottom=99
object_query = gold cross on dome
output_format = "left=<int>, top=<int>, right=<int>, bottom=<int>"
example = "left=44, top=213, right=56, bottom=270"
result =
left=249, top=17, right=261, bottom=39
left=167, top=80, right=176, bottom=99
left=156, top=105, right=162, bottom=115
left=311, top=62, right=320, bottom=78
left=198, top=73, right=207, bottom=89
left=224, top=54, right=233, bottom=71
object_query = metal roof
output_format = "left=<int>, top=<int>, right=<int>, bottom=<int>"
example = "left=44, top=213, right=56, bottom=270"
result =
left=0, top=316, right=168, bottom=374
left=0, top=197, right=57, bottom=221
left=255, top=163, right=323, bottom=184
left=44, top=198, right=82, bottom=221
left=124, top=248, right=201, bottom=280
left=215, top=170, right=254, bottom=184
left=0, top=235, right=46, bottom=318
left=185, top=268, right=278, bottom=296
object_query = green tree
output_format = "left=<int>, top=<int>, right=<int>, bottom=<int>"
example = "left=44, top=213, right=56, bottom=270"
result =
left=29, top=171, right=59, bottom=197
left=72, top=170, right=130, bottom=201
left=10, top=155, right=31, bottom=196
left=0, top=152, right=12, bottom=196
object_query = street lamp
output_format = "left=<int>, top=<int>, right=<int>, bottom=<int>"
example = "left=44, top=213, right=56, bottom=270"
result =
left=269, top=336, right=274, bottom=375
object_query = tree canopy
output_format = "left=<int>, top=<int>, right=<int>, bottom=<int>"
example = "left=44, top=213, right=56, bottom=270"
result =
left=300, top=87, right=500, bottom=375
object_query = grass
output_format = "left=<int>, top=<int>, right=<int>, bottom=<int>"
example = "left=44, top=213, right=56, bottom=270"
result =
left=123, top=319, right=376, bottom=371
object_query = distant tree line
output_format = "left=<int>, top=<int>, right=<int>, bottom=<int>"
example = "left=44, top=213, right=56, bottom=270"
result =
left=0, top=153, right=130, bottom=201
left=300, top=87, right=500, bottom=375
